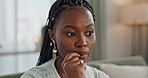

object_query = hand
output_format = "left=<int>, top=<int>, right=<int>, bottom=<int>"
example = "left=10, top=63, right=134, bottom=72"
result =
left=61, top=53, right=86, bottom=78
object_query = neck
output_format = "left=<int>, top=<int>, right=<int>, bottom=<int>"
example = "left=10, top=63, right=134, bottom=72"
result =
left=55, top=56, right=67, bottom=78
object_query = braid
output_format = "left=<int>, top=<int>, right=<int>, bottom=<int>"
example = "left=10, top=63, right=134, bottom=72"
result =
left=36, top=0, right=95, bottom=66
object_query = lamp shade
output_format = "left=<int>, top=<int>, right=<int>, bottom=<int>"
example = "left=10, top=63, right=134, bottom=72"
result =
left=120, top=3, right=148, bottom=25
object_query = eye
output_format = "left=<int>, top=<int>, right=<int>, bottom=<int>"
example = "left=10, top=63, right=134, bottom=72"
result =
left=86, top=31, right=93, bottom=36
left=67, top=32, right=75, bottom=37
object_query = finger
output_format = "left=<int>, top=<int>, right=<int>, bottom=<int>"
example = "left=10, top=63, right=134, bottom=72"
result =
left=63, top=56, right=80, bottom=66
left=71, top=59, right=84, bottom=66
left=78, top=60, right=86, bottom=70
left=62, top=53, right=80, bottom=67
left=80, top=60, right=84, bottom=64
left=63, top=53, right=80, bottom=63
left=68, top=56, right=79, bottom=63
left=70, top=60, right=86, bottom=71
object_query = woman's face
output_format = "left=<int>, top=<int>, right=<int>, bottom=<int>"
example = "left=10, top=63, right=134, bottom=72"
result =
left=52, top=7, right=96, bottom=62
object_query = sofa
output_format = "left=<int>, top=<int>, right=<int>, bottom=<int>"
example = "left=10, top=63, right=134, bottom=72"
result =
left=87, top=55, right=147, bottom=67
left=0, top=55, right=147, bottom=78
left=87, top=55, right=148, bottom=78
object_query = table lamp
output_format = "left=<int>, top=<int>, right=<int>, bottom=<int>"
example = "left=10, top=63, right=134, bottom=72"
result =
left=120, top=2, right=148, bottom=56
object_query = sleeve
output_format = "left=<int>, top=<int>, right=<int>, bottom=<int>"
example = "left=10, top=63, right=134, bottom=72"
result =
left=97, top=71, right=110, bottom=78
left=86, top=66, right=110, bottom=78
left=20, top=71, right=43, bottom=78
left=20, top=74, right=35, bottom=78
left=20, top=67, right=49, bottom=78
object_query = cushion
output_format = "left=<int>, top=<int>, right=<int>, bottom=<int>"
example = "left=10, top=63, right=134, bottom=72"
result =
left=87, top=55, right=147, bottom=66
left=99, top=63, right=148, bottom=78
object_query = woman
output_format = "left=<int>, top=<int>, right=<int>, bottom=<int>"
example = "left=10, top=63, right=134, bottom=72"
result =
left=21, top=0, right=109, bottom=78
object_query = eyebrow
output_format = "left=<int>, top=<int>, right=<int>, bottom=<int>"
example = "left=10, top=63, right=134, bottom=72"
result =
left=63, top=23, right=94, bottom=30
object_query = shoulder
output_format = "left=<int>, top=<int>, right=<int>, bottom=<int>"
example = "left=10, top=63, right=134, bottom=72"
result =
left=86, top=65, right=110, bottom=78
left=21, top=59, right=57, bottom=78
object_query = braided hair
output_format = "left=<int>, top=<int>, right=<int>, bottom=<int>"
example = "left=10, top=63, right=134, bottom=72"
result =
left=36, top=0, right=95, bottom=66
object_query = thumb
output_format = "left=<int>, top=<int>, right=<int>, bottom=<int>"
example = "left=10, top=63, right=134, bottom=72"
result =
left=78, top=60, right=86, bottom=71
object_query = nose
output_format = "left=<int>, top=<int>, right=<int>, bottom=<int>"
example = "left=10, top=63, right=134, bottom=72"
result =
left=75, top=34, right=87, bottom=47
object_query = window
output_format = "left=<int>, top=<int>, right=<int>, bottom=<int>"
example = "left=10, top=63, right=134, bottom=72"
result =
left=0, top=0, right=55, bottom=75
left=0, top=0, right=55, bottom=52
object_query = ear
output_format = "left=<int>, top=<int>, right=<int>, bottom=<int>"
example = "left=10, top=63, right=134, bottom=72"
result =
left=48, top=29, right=55, bottom=41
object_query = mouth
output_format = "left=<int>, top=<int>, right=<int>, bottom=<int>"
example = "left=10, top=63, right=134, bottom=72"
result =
left=77, top=51, right=87, bottom=59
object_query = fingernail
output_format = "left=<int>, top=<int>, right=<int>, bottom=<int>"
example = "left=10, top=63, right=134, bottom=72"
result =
left=80, top=60, right=84, bottom=64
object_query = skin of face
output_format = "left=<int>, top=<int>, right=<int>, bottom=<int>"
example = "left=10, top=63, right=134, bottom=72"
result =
left=51, top=6, right=96, bottom=63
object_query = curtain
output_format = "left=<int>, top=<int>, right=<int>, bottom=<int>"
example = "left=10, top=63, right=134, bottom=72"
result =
left=90, top=0, right=106, bottom=60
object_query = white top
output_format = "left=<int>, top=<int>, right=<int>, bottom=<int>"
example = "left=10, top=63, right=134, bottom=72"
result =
left=21, top=59, right=109, bottom=78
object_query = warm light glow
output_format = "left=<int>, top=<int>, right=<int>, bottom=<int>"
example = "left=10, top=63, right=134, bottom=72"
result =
left=33, top=36, right=40, bottom=43
left=112, top=0, right=135, bottom=6
left=120, top=3, right=148, bottom=25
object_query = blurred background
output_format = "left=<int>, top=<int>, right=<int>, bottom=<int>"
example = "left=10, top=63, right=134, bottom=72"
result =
left=0, top=0, right=148, bottom=76
left=0, top=0, right=55, bottom=75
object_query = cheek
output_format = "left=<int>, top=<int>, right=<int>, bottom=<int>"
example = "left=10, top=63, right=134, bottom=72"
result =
left=88, top=36, right=96, bottom=56
left=88, top=43, right=95, bottom=57
left=56, top=38, right=73, bottom=58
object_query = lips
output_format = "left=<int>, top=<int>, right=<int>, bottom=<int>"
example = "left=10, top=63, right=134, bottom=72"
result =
left=77, top=51, right=87, bottom=59
left=78, top=52, right=87, bottom=56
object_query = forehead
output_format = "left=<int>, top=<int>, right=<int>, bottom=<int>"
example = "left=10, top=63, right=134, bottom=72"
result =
left=55, top=7, right=94, bottom=28
left=60, top=6, right=91, bottom=16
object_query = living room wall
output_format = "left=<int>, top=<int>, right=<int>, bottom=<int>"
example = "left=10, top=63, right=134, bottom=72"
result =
left=89, top=0, right=131, bottom=60
left=94, top=0, right=148, bottom=61
left=102, top=0, right=132, bottom=59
